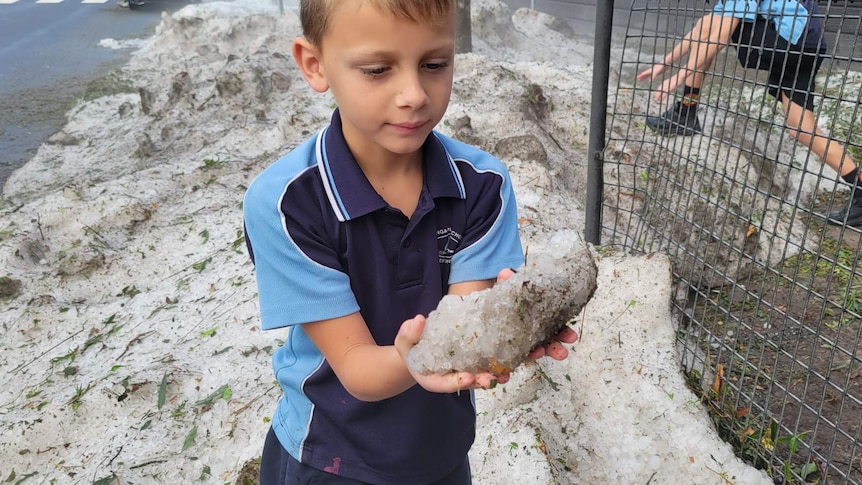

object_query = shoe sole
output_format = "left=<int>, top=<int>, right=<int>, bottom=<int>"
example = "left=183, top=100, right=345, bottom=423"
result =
left=827, top=217, right=862, bottom=227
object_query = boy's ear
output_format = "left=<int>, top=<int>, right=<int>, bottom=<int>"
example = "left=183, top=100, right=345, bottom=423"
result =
left=292, top=37, right=329, bottom=93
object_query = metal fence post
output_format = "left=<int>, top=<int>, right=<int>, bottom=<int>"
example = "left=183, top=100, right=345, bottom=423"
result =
left=585, top=1, right=615, bottom=245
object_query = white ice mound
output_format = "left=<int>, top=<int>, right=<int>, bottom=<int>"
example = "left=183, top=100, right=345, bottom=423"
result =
left=407, top=246, right=597, bottom=374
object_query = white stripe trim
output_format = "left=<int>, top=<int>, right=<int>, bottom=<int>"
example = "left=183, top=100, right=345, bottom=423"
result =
left=447, top=153, right=467, bottom=198
left=432, top=133, right=467, bottom=198
left=452, top=158, right=507, bottom=253
left=314, top=126, right=347, bottom=222
left=273, top=164, right=346, bottom=279
left=297, top=349, right=326, bottom=460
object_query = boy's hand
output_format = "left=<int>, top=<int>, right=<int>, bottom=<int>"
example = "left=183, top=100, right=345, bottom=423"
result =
left=653, top=77, right=676, bottom=104
left=527, top=326, right=578, bottom=360
left=636, top=64, right=673, bottom=104
left=636, top=63, right=667, bottom=82
left=395, top=315, right=510, bottom=393
left=496, top=268, right=578, bottom=362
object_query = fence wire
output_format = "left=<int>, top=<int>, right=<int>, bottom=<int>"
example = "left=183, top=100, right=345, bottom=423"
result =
left=601, top=1, right=862, bottom=483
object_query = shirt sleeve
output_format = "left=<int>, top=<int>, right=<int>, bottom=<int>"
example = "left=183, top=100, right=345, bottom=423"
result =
left=764, top=0, right=809, bottom=45
left=713, top=0, right=758, bottom=20
left=448, top=158, right=525, bottom=284
left=244, top=166, right=359, bottom=330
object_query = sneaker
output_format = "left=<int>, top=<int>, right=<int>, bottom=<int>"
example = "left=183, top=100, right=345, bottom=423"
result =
left=827, top=196, right=862, bottom=227
left=646, top=103, right=702, bottom=136
left=117, top=0, right=129, bottom=6
left=129, top=0, right=145, bottom=5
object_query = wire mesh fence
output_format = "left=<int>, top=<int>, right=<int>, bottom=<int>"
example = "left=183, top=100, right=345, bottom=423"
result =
left=599, top=0, right=862, bottom=482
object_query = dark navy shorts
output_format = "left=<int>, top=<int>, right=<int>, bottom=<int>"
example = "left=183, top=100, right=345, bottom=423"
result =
left=258, top=427, right=472, bottom=485
left=731, top=16, right=825, bottom=111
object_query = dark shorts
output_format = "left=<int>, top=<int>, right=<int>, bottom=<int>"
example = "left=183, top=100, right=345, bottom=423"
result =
left=731, top=17, right=825, bottom=111
left=258, top=427, right=473, bottom=485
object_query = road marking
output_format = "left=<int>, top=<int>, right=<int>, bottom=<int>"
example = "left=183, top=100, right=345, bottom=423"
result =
left=0, top=0, right=20, bottom=4
left=35, top=0, right=65, bottom=3
left=82, top=0, right=112, bottom=3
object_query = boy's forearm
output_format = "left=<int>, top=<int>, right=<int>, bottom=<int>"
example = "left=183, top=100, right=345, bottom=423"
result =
left=302, top=314, right=419, bottom=402
left=343, top=280, right=496, bottom=401
left=316, top=279, right=498, bottom=402
left=674, top=15, right=736, bottom=89
left=663, top=37, right=691, bottom=66
left=336, top=343, right=417, bottom=402
left=662, top=13, right=712, bottom=66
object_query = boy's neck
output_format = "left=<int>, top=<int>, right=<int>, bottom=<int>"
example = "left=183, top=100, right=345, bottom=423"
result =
left=359, top=152, right=424, bottom=219
left=354, top=149, right=422, bottom=178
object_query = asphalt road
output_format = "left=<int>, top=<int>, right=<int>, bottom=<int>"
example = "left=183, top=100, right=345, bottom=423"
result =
left=0, top=0, right=195, bottom=191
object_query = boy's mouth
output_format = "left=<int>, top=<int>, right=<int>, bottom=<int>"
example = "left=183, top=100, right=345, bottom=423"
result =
left=390, top=121, right=427, bottom=134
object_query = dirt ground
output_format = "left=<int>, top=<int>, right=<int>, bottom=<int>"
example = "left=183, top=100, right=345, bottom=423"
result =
left=679, top=198, right=862, bottom=484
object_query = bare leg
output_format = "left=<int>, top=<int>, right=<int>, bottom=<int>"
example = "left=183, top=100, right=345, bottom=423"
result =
left=780, top=94, right=862, bottom=225
left=779, top=94, right=858, bottom=179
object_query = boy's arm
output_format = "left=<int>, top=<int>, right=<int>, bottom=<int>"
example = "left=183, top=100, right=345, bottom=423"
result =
left=447, top=277, right=495, bottom=296
left=652, top=14, right=740, bottom=103
left=303, top=273, right=570, bottom=403
left=303, top=278, right=498, bottom=403
left=636, top=27, right=696, bottom=83
left=637, top=14, right=740, bottom=103
left=302, top=312, right=421, bottom=402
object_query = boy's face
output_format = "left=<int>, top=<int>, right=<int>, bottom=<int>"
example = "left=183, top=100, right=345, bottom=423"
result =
left=295, top=1, right=455, bottom=161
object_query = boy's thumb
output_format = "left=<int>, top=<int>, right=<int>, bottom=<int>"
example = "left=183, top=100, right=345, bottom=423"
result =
left=402, top=315, right=425, bottom=343
left=395, top=315, right=426, bottom=360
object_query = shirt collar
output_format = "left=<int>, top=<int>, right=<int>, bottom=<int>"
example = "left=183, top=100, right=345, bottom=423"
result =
left=316, top=109, right=466, bottom=222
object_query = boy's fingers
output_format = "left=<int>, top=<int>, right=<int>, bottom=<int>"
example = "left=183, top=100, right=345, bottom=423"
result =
left=637, top=71, right=653, bottom=81
left=526, top=328, right=577, bottom=362
left=452, top=372, right=475, bottom=391
left=556, top=327, right=578, bottom=344
left=474, top=372, right=510, bottom=389
left=527, top=346, right=546, bottom=360
left=545, top=341, right=569, bottom=361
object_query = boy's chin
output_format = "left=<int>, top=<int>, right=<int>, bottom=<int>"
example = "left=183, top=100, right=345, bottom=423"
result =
left=380, top=135, right=432, bottom=155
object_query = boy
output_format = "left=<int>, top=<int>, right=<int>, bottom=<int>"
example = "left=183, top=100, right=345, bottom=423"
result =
left=636, top=0, right=862, bottom=227
left=242, top=1, right=576, bottom=483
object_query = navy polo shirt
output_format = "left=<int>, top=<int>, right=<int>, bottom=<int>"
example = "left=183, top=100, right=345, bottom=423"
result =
left=243, top=110, right=525, bottom=484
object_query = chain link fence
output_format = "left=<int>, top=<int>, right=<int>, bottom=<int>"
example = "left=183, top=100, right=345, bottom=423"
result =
left=594, top=1, right=862, bottom=483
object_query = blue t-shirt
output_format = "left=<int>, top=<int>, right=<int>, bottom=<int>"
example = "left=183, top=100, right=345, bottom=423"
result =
left=243, top=110, right=525, bottom=484
left=714, top=0, right=824, bottom=50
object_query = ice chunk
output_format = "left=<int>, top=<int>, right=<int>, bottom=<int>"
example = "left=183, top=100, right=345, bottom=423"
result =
left=407, top=246, right=597, bottom=374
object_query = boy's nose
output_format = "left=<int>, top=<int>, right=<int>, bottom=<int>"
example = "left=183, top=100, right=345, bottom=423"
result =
left=396, top=73, right=429, bottom=108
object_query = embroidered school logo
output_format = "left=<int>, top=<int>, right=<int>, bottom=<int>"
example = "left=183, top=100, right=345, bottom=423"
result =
left=437, top=227, right=462, bottom=264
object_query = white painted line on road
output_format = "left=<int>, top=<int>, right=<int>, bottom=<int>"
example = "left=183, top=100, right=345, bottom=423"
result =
left=82, top=0, right=111, bottom=3
left=0, top=0, right=20, bottom=4
left=35, top=0, right=64, bottom=3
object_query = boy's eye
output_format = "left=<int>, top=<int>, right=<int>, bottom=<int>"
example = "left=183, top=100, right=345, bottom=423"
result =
left=360, top=66, right=389, bottom=76
left=425, top=62, right=450, bottom=71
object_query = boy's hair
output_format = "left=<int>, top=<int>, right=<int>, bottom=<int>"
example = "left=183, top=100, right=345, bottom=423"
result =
left=300, top=0, right=455, bottom=48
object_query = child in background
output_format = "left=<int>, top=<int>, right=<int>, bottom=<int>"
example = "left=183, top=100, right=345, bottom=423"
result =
left=243, top=1, right=576, bottom=483
left=637, top=0, right=862, bottom=226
